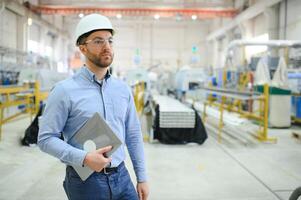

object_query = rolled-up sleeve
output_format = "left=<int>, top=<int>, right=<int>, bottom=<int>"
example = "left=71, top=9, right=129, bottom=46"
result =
left=38, top=84, right=87, bottom=166
left=125, top=88, right=147, bottom=182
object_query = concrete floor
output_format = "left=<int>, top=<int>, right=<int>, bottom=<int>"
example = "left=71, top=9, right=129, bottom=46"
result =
left=0, top=116, right=301, bottom=200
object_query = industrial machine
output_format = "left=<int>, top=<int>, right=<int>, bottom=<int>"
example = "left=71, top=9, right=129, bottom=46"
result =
left=173, top=67, right=208, bottom=101
left=197, top=40, right=301, bottom=143
left=224, top=40, right=301, bottom=128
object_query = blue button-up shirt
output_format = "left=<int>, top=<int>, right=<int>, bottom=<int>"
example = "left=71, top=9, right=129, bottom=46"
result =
left=38, top=66, right=147, bottom=182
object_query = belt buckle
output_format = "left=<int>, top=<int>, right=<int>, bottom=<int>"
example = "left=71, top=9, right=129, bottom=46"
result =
left=103, top=167, right=109, bottom=174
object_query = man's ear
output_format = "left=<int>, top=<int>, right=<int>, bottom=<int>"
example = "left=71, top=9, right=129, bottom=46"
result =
left=79, top=45, right=87, bottom=55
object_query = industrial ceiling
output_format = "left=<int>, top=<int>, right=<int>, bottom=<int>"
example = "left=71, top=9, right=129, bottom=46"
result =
left=25, top=0, right=239, bottom=20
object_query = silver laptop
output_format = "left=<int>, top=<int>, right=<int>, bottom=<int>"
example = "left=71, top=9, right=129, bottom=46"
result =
left=71, top=112, right=122, bottom=181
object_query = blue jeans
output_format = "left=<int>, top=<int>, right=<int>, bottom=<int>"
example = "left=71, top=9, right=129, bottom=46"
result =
left=63, top=162, right=138, bottom=200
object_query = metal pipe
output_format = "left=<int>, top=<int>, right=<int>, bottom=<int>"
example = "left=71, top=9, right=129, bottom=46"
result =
left=227, top=39, right=301, bottom=50
left=201, top=86, right=262, bottom=96
left=225, top=39, right=301, bottom=60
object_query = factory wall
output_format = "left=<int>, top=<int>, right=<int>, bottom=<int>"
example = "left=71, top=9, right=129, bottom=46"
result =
left=0, top=9, right=18, bottom=63
left=207, top=18, right=233, bottom=69
left=110, top=19, right=209, bottom=74
left=206, top=1, right=285, bottom=70
left=6, top=0, right=301, bottom=75
left=0, top=3, right=70, bottom=72
left=1, top=1, right=209, bottom=75
left=279, top=0, right=301, bottom=40
left=26, top=14, right=69, bottom=71
left=66, top=17, right=209, bottom=74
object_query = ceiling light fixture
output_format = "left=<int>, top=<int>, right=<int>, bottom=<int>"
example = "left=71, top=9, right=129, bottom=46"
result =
left=79, top=13, right=84, bottom=18
left=116, top=14, right=122, bottom=19
left=191, top=15, right=197, bottom=20
left=154, top=14, right=160, bottom=20
left=27, top=17, right=32, bottom=26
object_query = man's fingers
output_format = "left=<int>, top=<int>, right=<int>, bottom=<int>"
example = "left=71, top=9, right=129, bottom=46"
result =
left=138, top=191, right=142, bottom=200
left=105, top=157, right=112, bottom=163
left=96, top=146, right=112, bottom=154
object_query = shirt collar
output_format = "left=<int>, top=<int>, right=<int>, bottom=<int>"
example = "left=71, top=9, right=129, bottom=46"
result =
left=82, top=65, right=111, bottom=83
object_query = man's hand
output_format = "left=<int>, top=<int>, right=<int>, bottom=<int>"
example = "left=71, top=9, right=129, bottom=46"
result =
left=137, top=182, right=149, bottom=200
left=83, top=146, right=112, bottom=172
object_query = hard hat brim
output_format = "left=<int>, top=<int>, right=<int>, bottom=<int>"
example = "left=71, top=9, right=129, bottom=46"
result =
left=76, top=29, right=114, bottom=46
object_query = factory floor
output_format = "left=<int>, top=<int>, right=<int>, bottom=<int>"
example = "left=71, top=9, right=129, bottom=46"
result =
left=0, top=115, right=301, bottom=200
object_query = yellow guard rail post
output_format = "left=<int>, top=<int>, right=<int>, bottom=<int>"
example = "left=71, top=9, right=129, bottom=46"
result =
left=202, top=84, right=277, bottom=143
left=0, top=81, right=49, bottom=141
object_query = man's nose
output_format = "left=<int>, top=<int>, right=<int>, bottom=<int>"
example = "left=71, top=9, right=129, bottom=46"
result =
left=102, top=40, right=112, bottom=49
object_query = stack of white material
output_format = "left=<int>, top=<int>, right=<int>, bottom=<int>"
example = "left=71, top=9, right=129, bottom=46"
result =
left=153, top=95, right=195, bottom=128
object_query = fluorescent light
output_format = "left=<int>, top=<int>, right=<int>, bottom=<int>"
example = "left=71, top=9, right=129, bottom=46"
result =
left=116, top=14, right=122, bottom=19
left=79, top=13, right=84, bottom=18
left=27, top=18, right=32, bottom=26
left=154, top=14, right=160, bottom=20
left=191, top=15, right=197, bottom=20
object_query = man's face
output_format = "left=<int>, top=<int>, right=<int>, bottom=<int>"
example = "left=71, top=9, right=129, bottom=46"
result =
left=80, top=30, right=114, bottom=68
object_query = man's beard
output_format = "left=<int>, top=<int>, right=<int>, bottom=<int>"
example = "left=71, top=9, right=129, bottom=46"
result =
left=86, top=50, right=113, bottom=68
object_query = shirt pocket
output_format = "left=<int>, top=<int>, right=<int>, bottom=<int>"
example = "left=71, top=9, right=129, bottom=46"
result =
left=113, top=96, right=128, bottom=120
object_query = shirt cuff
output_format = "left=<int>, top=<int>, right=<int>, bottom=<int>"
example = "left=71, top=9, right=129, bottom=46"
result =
left=74, top=148, right=88, bottom=166
left=137, top=171, right=147, bottom=183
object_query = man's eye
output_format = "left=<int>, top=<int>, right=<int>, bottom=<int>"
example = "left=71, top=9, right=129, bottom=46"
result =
left=94, top=40, right=104, bottom=45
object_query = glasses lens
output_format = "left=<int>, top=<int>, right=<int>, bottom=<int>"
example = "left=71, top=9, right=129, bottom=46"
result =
left=85, top=38, right=113, bottom=47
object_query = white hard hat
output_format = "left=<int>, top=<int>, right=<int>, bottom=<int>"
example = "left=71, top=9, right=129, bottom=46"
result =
left=75, top=14, right=114, bottom=46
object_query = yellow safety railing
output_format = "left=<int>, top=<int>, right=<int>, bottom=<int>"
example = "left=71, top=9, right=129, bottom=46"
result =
left=0, top=81, right=48, bottom=140
left=133, top=82, right=145, bottom=115
left=202, top=84, right=277, bottom=143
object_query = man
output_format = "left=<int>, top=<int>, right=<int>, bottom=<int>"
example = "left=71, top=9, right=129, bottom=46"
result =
left=38, top=14, right=149, bottom=200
